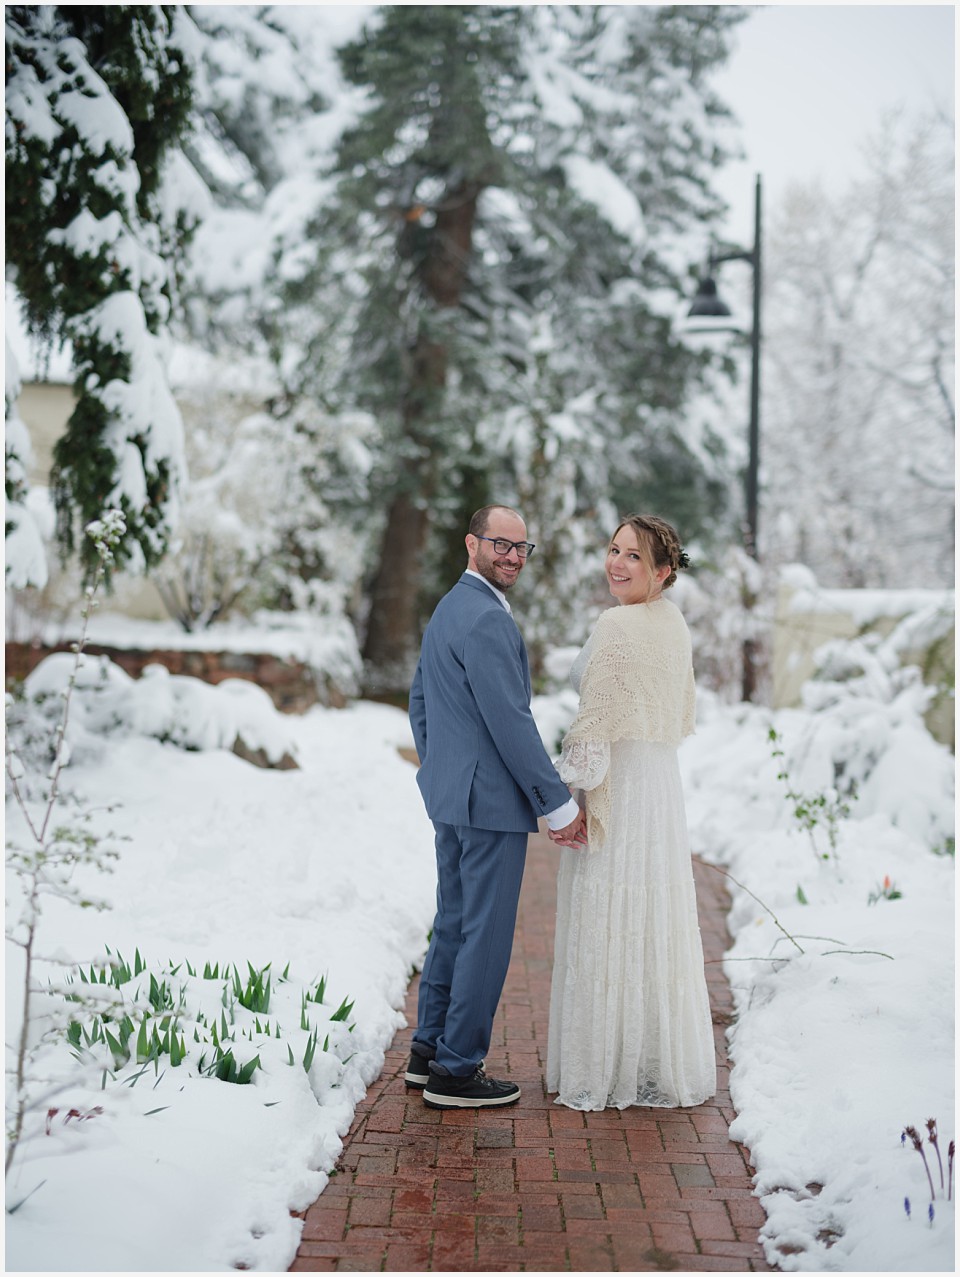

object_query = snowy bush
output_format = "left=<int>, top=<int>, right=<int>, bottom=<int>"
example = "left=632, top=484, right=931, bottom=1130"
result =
left=688, top=669, right=953, bottom=871
left=16, top=653, right=299, bottom=770
left=798, top=669, right=952, bottom=851
left=790, top=603, right=954, bottom=850
left=154, top=347, right=377, bottom=639
left=675, top=631, right=955, bottom=1271
left=673, top=549, right=773, bottom=702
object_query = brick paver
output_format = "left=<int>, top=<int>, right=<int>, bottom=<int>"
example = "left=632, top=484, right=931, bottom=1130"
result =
left=291, top=831, right=772, bottom=1272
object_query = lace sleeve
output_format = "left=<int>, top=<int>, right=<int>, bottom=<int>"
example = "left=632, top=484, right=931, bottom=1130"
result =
left=556, top=738, right=610, bottom=791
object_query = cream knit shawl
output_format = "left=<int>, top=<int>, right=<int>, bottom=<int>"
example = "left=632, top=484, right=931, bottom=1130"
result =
left=560, top=599, right=696, bottom=847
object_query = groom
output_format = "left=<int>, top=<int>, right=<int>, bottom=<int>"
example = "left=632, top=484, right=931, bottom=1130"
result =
left=407, top=505, right=586, bottom=1109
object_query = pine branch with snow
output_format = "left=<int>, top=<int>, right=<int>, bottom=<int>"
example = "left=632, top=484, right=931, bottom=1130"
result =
left=5, top=6, right=196, bottom=580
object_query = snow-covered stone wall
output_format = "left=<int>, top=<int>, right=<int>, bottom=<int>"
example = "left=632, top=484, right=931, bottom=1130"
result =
left=773, top=565, right=954, bottom=747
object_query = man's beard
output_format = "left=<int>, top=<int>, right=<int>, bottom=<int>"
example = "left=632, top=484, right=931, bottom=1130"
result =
left=475, top=554, right=521, bottom=591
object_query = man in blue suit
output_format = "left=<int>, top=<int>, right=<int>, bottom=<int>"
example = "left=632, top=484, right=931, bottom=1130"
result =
left=407, top=505, right=586, bottom=1108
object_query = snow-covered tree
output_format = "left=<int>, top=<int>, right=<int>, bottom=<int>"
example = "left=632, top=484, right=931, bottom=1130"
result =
left=61, top=5, right=742, bottom=690
left=153, top=351, right=377, bottom=631
left=4, top=340, right=48, bottom=590
left=147, top=6, right=378, bottom=631
left=272, top=3, right=745, bottom=692
left=761, top=110, right=954, bottom=588
left=5, top=5, right=195, bottom=579
left=178, top=4, right=368, bottom=355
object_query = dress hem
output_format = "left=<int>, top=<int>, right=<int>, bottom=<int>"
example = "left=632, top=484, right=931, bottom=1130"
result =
left=550, top=1090, right=716, bottom=1112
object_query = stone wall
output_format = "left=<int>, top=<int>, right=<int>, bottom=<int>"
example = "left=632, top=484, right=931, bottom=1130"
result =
left=5, top=642, right=348, bottom=713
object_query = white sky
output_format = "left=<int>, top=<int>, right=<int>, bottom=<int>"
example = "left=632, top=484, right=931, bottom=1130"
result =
left=711, top=3, right=955, bottom=244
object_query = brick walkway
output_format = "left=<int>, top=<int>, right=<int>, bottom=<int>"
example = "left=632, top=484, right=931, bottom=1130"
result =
left=291, top=831, right=772, bottom=1272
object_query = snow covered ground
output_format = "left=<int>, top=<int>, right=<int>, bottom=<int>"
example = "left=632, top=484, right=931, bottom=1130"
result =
left=681, top=695, right=954, bottom=1272
left=5, top=607, right=955, bottom=1272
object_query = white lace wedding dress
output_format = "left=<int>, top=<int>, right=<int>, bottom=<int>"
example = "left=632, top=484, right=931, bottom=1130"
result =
left=546, top=630, right=717, bottom=1111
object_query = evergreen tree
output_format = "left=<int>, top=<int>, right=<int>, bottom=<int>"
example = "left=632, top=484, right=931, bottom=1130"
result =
left=5, top=340, right=48, bottom=589
left=5, top=5, right=194, bottom=579
left=295, top=4, right=744, bottom=691
left=321, top=5, right=521, bottom=692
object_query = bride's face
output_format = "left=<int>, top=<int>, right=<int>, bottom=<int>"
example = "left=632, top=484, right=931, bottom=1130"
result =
left=605, top=527, right=667, bottom=605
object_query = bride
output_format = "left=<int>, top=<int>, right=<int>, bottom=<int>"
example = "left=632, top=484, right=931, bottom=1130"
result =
left=546, top=514, right=716, bottom=1111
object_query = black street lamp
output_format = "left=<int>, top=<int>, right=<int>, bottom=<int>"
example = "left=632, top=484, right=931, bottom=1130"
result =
left=688, top=173, right=763, bottom=699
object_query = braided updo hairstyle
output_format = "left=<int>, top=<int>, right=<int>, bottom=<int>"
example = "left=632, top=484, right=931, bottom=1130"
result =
left=612, top=514, right=689, bottom=592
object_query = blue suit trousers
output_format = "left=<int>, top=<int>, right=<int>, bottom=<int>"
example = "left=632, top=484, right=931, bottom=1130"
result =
left=413, top=822, right=528, bottom=1076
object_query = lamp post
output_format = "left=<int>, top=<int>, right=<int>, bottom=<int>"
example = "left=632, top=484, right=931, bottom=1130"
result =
left=687, top=172, right=762, bottom=700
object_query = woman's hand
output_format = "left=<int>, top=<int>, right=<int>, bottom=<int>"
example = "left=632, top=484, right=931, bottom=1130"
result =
left=548, top=809, right=587, bottom=849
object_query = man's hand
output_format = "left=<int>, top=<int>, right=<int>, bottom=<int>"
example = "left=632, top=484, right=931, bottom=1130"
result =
left=549, top=808, right=587, bottom=849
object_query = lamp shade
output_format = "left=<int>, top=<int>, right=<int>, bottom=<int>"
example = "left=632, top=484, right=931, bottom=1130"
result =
left=687, top=276, right=732, bottom=318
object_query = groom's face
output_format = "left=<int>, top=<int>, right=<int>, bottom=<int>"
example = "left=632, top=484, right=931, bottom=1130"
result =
left=467, top=511, right=528, bottom=592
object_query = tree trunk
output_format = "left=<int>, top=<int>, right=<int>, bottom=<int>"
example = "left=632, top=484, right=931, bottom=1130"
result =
left=361, top=490, right=431, bottom=698
left=361, top=183, right=482, bottom=696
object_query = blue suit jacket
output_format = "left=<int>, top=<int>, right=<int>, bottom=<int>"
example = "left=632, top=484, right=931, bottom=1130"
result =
left=409, top=574, right=573, bottom=833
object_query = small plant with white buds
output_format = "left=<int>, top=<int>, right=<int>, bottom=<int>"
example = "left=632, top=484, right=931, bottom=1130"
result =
left=5, top=512, right=126, bottom=1174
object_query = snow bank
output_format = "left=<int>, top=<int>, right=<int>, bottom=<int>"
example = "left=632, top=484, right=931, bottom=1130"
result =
left=679, top=656, right=955, bottom=1270
left=22, top=650, right=299, bottom=767
left=5, top=684, right=435, bottom=1272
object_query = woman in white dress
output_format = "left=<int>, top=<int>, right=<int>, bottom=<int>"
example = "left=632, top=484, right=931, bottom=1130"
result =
left=546, top=514, right=716, bottom=1111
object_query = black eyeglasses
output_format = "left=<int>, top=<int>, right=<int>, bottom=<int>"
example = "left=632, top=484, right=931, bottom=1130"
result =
left=476, top=536, right=536, bottom=559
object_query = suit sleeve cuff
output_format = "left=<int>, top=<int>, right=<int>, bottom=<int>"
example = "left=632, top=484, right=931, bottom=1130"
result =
left=545, top=796, right=580, bottom=830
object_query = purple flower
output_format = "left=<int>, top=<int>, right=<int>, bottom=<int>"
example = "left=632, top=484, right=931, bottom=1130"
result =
left=928, top=1203, right=935, bottom=1226
left=904, top=1196, right=911, bottom=1219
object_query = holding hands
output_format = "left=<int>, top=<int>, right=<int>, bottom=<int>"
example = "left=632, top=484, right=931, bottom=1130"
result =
left=549, top=808, right=587, bottom=849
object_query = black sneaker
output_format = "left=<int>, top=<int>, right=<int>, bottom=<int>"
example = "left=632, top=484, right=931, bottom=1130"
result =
left=404, top=1046, right=434, bottom=1088
left=422, top=1065, right=520, bottom=1109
